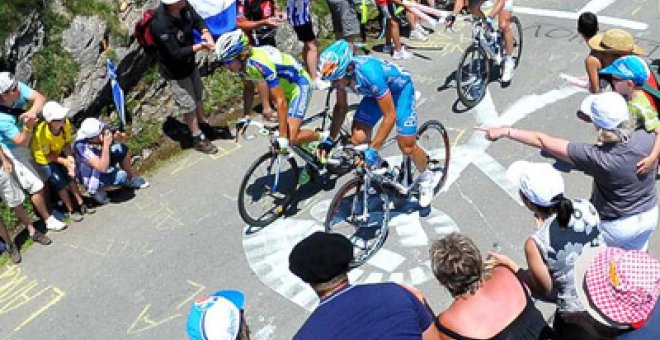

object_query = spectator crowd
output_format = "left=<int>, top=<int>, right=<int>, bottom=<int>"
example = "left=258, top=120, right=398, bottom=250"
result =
left=1, top=0, right=659, bottom=339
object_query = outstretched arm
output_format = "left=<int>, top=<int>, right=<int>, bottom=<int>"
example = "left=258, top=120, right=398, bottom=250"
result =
left=479, top=126, right=573, bottom=164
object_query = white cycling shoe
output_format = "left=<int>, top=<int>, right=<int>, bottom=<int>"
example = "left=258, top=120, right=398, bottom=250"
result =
left=418, top=170, right=435, bottom=208
left=501, top=57, right=515, bottom=83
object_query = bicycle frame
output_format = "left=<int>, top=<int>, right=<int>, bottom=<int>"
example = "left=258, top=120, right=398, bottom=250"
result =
left=469, top=19, right=503, bottom=65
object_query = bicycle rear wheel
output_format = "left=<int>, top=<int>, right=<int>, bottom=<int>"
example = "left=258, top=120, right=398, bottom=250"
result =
left=456, top=44, right=490, bottom=109
left=410, top=120, right=451, bottom=196
left=510, top=16, right=523, bottom=69
left=237, top=152, right=299, bottom=227
left=324, top=177, right=390, bottom=268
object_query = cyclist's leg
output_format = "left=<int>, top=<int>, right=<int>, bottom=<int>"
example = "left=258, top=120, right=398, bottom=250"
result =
left=287, top=81, right=318, bottom=145
left=499, top=1, right=514, bottom=56
left=351, top=97, right=380, bottom=145
left=394, top=84, right=427, bottom=172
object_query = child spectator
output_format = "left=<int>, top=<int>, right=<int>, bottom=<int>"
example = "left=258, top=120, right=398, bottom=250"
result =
left=73, top=118, right=148, bottom=205
left=598, top=55, right=660, bottom=174
left=577, top=12, right=606, bottom=93
left=586, top=28, right=645, bottom=93
left=30, top=101, right=92, bottom=222
left=186, top=290, right=251, bottom=340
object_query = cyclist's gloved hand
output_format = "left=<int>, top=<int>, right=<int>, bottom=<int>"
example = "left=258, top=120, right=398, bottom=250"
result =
left=445, top=14, right=456, bottom=28
left=317, top=137, right=337, bottom=163
left=364, top=147, right=381, bottom=167
left=275, top=137, right=289, bottom=153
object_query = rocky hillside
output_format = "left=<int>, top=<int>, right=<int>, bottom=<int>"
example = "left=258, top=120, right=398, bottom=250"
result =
left=0, top=0, right=332, bottom=166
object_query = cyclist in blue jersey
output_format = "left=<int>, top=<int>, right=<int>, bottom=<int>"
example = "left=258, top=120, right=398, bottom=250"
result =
left=317, top=40, right=435, bottom=208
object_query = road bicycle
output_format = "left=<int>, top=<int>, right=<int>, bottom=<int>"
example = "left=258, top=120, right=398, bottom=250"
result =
left=455, top=16, right=523, bottom=108
left=324, top=120, right=450, bottom=267
left=236, top=90, right=355, bottom=227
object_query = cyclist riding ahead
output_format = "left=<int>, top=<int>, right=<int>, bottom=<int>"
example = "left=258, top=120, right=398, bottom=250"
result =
left=317, top=40, right=435, bottom=208
left=214, top=29, right=320, bottom=152
left=446, top=0, right=516, bottom=82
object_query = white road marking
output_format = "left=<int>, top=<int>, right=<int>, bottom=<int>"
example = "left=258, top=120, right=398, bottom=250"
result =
left=367, top=248, right=406, bottom=272
left=579, top=0, right=618, bottom=14
left=514, top=6, right=648, bottom=31
left=472, top=153, right=522, bottom=206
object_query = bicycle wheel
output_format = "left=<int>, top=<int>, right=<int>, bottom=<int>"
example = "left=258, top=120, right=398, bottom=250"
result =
left=510, top=16, right=523, bottom=69
left=237, top=151, right=299, bottom=226
left=324, top=177, right=390, bottom=268
left=456, top=44, right=490, bottom=108
left=409, top=120, right=451, bottom=196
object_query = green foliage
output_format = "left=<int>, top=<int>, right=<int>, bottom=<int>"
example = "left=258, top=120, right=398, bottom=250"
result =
left=0, top=0, right=43, bottom=45
left=203, top=69, right=243, bottom=114
left=32, top=43, right=79, bottom=100
left=62, top=0, right=128, bottom=40
left=126, top=120, right=162, bottom=154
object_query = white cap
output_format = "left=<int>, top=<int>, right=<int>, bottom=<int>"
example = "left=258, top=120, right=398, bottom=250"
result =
left=42, top=101, right=69, bottom=122
left=507, top=161, right=565, bottom=207
left=76, top=118, right=103, bottom=140
left=580, top=92, right=629, bottom=130
left=0, top=72, right=16, bottom=93
left=161, top=0, right=182, bottom=4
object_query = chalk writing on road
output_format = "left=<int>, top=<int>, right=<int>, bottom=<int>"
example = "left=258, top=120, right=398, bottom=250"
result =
left=127, top=280, right=205, bottom=335
left=0, top=265, right=65, bottom=333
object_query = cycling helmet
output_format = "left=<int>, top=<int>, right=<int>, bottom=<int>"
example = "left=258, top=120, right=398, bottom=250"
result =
left=215, top=29, right=249, bottom=63
left=319, top=40, right=353, bottom=81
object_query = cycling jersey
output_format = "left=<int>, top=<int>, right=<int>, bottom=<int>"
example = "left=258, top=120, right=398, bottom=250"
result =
left=245, top=46, right=312, bottom=119
left=349, top=56, right=418, bottom=136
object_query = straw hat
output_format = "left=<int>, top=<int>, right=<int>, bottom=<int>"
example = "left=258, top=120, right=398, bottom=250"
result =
left=588, top=29, right=645, bottom=55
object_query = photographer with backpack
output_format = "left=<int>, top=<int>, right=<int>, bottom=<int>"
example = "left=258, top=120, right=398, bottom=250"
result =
left=149, top=0, right=218, bottom=154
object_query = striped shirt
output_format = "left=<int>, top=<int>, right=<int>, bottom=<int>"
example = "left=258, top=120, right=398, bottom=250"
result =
left=286, top=0, right=311, bottom=26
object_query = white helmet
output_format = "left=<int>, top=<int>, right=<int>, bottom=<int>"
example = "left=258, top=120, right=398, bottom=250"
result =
left=215, top=29, right=249, bottom=63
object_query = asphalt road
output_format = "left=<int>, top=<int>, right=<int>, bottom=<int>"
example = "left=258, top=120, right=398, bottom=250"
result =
left=2, top=1, right=660, bottom=339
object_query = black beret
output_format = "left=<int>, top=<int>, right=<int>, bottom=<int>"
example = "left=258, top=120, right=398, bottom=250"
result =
left=289, top=232, right=354, bottom=284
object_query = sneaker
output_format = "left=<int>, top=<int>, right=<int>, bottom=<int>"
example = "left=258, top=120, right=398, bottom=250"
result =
left=6, top=244, right=21, bottom=263
left=126, top=176, right=149, bottom=189
left=92, top=191, right=110, bottom=205
left=80, top=203, right=96, bottom=214
left=418, top=170, right=435, bottom=208
left=382, top=44, right=393, bottom=55
left=69, top=210, right=84, bottom=222
left=194, top=135, right=218, bottom=154
left=393, top=47, right=413, bottom=60
left=313, top=78, right=330, bottom=91
left=501, top=57, right=515, bottom=83
left=410, top=28, right=429, bottom=42
left=30, top=231, right=52, bottom=245
left=46, top=215, right=67, bottom=231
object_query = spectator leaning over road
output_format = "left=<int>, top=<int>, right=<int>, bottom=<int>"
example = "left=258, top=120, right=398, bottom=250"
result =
left=73, top=118, right=149, bottom=205
left=487, top=160, right=603, bottom=340
left=480, top=92, right=658, bottom=251
left=186, top=289, right=251, bottom=340
left=573, top=247, right=660, bottom=339
left=0, top=72, right=67, bottom=232
left=30, top=101, right=92, bottom=222
left=0, top=145, right=51, bottom=264
left=430, top=233, right=554, bottom=340
left=289, top=232, right=440, bottom=340
left=586, top=28, right=653, bottom=94
left=150, top=0, right=218, bottom=154
left=597, top=55, right=660, bottom=174
left=286, top=0, right=329, bottom=90
left=237, top=0, right=285, bottom=121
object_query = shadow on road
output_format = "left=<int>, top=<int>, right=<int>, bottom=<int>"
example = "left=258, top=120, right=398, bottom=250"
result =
left=162, top=116, right=233, bottom=150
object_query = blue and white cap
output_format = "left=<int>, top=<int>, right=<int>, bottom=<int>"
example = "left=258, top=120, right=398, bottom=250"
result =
left=187, top=290, right=245, bottom=340
left=599, top=55, right=650, bottom=86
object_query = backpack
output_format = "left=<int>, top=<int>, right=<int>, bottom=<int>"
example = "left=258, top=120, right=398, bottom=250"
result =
left=134, top=9, right=157, bottom=54
left=642, top=62, right=660, bottom=109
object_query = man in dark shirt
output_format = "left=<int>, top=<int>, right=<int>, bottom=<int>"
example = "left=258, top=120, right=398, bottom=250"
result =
left=289, top=232, right=440, bottom=340
left=150, top=0, right=218, bottom=154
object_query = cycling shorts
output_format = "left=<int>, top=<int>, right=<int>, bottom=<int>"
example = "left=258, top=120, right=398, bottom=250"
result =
left=353, top=83, right=418, bottom=136
left=472, top=0, right=513, bottom=12
left=284, top=75, right=312, bottom=120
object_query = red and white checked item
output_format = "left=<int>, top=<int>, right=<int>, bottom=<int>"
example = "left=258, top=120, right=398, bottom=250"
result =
left=584, top=247, right=660, bottom=325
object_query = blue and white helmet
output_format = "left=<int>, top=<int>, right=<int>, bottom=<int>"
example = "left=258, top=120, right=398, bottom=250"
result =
left=318, top=40, right=353, bottom=81
left=215, top=29, right=249, bottom=63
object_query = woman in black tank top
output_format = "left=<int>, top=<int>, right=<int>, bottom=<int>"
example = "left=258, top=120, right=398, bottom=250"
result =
left=429, top=233, right=555, bottom=340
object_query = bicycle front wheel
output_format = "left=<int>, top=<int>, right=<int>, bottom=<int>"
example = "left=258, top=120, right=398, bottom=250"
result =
left=410, top=120, right=451, bottom=196
left=237, top=152, right=299, bottom=227
left=456, top=44, right=490, bottom=108
left=324, top=177, right=390, bottom=268
left=511, top=16, right=523, bottom=69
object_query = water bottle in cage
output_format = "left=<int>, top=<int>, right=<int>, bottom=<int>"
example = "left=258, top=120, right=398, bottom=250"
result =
left=490, top=31, right=501, bottom=64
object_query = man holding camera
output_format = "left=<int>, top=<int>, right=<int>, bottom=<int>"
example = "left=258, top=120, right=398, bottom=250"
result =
left=73, top=118, right=148, bottom=205
left=151, top=0, right=218, bottom=154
